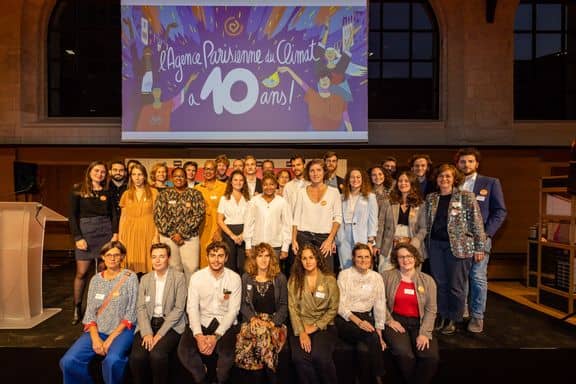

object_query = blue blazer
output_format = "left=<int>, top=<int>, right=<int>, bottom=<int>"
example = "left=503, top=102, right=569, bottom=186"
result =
left=472, top=175, right=507, bottom=238
left=336, top=192, right=378, bottom=245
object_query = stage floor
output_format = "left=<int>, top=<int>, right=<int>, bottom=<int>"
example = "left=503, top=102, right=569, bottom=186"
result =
left=1, top=255, right=575, bottom=383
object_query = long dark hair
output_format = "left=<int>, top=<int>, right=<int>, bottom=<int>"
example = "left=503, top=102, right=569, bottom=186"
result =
left=224, top=170, right=250, bottom=201
left=78, top=161, right=107, bottom=198
left=389, top=170, right=423, bottom=207
left=289, top=245, right=330, bottom=299
left=125, top=163, right=153, bottom=202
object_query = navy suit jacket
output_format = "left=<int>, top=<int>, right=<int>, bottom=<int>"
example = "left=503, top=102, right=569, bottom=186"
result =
left=472, top=175, right=507, bottom=238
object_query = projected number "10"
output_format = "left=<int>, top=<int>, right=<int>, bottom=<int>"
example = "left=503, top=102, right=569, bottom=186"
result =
left=200, top=67, right=259, bottom=115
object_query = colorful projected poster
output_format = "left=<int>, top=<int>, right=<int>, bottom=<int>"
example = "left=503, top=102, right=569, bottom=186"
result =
left=121, top=0, right=368, bottom=143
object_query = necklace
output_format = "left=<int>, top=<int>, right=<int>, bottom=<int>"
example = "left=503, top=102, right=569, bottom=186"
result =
left=255, top=280, right=272, bottom=297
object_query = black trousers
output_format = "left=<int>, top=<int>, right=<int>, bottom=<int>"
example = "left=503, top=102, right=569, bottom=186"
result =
left=129, top=320, right=181, bottom=384
left=335, top=313, right=386, bottom=383
left=296, top=231, right=334, bottom=272
left=290, top=325, right=338, bottom=384
left=178, top=324, right=239, bottom=384
left=383, top=313, right=439, bottom=384
left=222, top=224, right=245, bottom=274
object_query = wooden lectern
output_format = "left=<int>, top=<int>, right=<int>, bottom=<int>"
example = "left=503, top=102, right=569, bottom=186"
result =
left=0, top=202, right=67, bottom=329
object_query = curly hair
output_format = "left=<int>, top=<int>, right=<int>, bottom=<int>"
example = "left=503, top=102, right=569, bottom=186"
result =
left=368, top=166, right=394, bottom=190
left=389, top=170, right=423, bottom=207
left=288, top=245, right=330, bottom=299
left=342, top=168, right=372, bottom=200
left=224, top=170, right=250, bottom=201
left=244, top=242, right=281, bottom=279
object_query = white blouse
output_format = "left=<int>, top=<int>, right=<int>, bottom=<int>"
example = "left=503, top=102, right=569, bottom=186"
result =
left=244, top=195, right=292, bottom=252
left=217, top=194, right=249, bottom=225
left=293, top=186, right=342, bottom=234
left=337, top=267, right=386, bottom=330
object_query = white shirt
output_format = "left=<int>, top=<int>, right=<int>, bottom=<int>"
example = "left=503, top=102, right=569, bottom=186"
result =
left=244, top=194, right=293, bottom=252
left=187, top=267, right=241, bottom=336
left=344, top=193, right=360, bottom=223
left=337, top=267, right=386, bottom=329
left=461, top=172, right=477, bottom=193
left=153, top=271, right=167, bottom=317
left=246, top=179, right=258, bottom=197
left=282, top=178, right=310, bottom=212
left=217, top=195, right=249, bottom=225
left=293, top=186, right=342, bottom=234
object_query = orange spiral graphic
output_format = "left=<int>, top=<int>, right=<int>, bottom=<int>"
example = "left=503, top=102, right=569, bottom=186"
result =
left=224, top=16, right=243, bottom=37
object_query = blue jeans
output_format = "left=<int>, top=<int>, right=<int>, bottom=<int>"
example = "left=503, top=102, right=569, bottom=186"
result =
left=469, top=238, right=491, bottom=319
left=60, top=328, right=135, bottom=384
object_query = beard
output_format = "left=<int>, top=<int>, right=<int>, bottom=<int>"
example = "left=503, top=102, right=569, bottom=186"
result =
left=112, top=174, right=125, bottom=182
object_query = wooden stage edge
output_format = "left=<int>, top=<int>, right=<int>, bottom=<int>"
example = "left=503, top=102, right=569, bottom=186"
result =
left=489, top=281, right=576, bottom=326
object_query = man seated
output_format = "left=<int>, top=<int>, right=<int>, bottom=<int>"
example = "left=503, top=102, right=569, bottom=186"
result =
left=178, top=241, right=241, bottom=384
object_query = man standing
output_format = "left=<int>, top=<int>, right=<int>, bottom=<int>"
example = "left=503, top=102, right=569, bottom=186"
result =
left=455, top=148, right=507, bottom=333
left=261, top=159, right=275, bottom=174
left=178, top=241, right=241, bottom=384
left=231, top=158, right=244, bottom=172
left=323, top=151, right=344, bottom=193
left=244, top=155, right=262, bottom=197
left=381, top=156, right=397, bottom=179
left=215, top=154, right=230, bottom=183
left=409, top=154, right=433, bottom=197
left=184, top=161, right=199, bottom=188
left=108, top=161, right=127, bottom=218
left=283, top=154, right=308, bottom=211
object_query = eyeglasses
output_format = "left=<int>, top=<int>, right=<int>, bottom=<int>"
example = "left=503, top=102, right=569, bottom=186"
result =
left=397, top=255, right=415, bottom=260
left=103, top=253, right=123, bottom=259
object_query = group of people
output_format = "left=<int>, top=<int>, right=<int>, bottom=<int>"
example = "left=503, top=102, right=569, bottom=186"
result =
left=64, top=148, right=507, bottom=383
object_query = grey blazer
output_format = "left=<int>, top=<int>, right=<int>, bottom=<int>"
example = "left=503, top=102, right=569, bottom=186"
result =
left=240, top=272, right=288, bottom=327
left=381, top=269, right=437, bottom=340
left=135, top=267, right=187, bottom=337
left=376, top=202, right=427, bottom=261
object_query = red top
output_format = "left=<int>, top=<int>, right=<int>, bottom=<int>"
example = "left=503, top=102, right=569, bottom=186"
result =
left=393, top=281, right=420, bottom=318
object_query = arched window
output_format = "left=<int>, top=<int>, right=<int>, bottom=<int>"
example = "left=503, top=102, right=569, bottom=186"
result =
left=514, top=0, right=576, bottom=120
left=368, top=0, right=440, bottom=119
left=47, top=0, right=120, bottom=117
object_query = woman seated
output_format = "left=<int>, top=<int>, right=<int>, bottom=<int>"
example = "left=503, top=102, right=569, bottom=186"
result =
left=336, top=243, right=386, bottom=384
left=60, top=241, right=138, bottom=384
left=129, top=243, right=187, bottom=384
left=382, top=244, right=439, bottom=384
left=235, top=242, right=288, bottom=383
left=288, top=245, right=339, bottom=384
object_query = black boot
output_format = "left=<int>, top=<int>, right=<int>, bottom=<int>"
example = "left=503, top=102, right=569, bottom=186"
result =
left=441, top=320, right=456, bottom=335
left=434, top=317, right=445, bottom=332
left=71, top=303, right=82, bottom=325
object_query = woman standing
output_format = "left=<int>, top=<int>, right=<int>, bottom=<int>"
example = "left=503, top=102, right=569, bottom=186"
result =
left=369, top=166, right=393, bottom=211
left=217, top=170, right=250, bottom=273
left=276, top=169, right=292, bottom=197
left=235, top=243, right=288, bottom=383
left=244, top=173, right=292, bottom=261
left=336, top=243, right=386, bottom=384
left=130, top=243, right=187, bottom=384
left=149, top=162, right=172, bottom=191
left=382, top=244, right=438, bottom=384
left=376, top=171, right=426, bottom=273
left=119, top=163, right=159, bottom=273
left=417, top=164, right=485, bottom=335
left=69, top=161, right=118, bottom=325
left=336, top=168, right=378, bottom=269
left=288, top=245, right=339, bottom=384
left=60, top=241, right=138, bottom=384
left=195, top=160, right=227, bottom=269
left=292, top=160, right=342, bottom=272
left=154, top=167, right=206, bottom=283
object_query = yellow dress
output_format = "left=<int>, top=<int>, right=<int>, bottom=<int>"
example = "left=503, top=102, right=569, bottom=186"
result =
left=119, top=188, right=158, bottom=273
left=195, top=181, right=226, bottom=268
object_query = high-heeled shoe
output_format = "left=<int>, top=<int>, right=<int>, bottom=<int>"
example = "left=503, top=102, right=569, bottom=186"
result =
left=71, top=303, right=82, bottom=325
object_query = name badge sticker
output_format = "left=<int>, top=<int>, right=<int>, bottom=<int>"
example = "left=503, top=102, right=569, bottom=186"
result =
left=95, top=293, right=105, bottom=300
left=476, top=195, right=486, bottom=202
left=404, top=288, right=415, bottom=295
left=315, top=291, right=326, bottom=299
left=145, top=295, right=151, bottom=302
left=361, top=284, right=372, bottom=291
left=247, top=284, right=252, bottom=290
